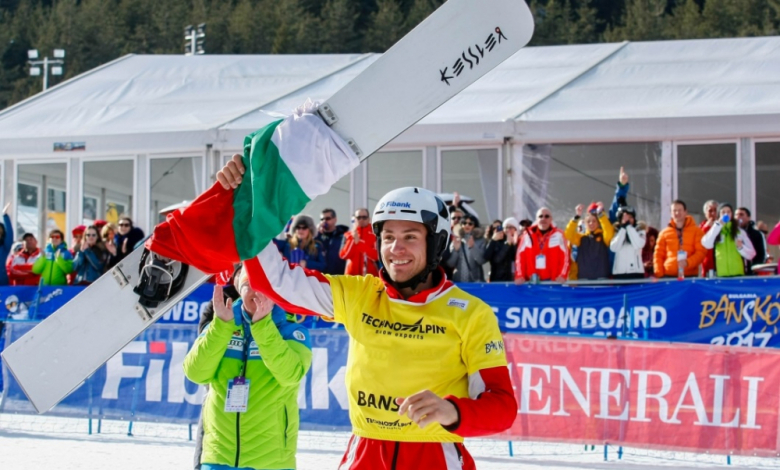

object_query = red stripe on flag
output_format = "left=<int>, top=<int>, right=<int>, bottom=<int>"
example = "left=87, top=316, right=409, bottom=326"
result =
left=147, top=183, right=239, bottom=274
left=243, top=257, right=325, bottom=318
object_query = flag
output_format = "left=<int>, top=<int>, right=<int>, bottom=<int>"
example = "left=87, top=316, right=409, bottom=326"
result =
left=147, top=105, right=359, bottom=274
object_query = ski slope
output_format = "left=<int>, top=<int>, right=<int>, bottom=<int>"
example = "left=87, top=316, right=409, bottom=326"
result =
left=0, top=414, right=777, bottom=469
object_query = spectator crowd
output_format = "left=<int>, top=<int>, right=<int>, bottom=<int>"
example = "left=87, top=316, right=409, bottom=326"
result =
left=1, top=215, right=145, bottom=287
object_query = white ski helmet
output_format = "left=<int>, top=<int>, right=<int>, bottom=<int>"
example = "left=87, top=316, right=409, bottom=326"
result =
left=372, top=187, right=451, bottom=285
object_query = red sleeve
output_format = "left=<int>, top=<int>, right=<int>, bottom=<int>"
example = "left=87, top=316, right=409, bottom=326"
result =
left=362, top=230, right=379, bottom=261
left=339, top=232, right=356, bottom=260
left=443, top=366, right=517, bottom=437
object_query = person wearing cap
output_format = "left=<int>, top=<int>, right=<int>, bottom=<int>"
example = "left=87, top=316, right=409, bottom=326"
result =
left=699, top=200, right=719, bottom=275
left=565, top=202, right=614, bottom=280
left=8, top=233, right=41, bottom=286
left=184, top=267, right=312, bottom=470
left=483, top=217, right=520, bottom=282
left=70, top=225, right=86, bottom=255
left=32, top=229, right=73, bottom=286
left=610, top=205, right=647, bottom=279
left=701, top=203, right=755, bottom=278
left=277, top=214, right=326, bottom=272
left=215, top=156, right=516, bottom=470
left=446, top=214, right=486, bottom=282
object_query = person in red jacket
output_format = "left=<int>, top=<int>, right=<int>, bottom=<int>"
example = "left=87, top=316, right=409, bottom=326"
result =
left=8, top=233, right=42, bottom=286
left=339, top=208, right=379, bottom=276
left=699, top=200, right=719, bottom=275
left=514, top=207, right=569, bottom=284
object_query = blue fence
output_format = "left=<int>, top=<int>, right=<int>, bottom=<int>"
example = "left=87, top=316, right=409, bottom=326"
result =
left=1, top=277, right=779, bottom=427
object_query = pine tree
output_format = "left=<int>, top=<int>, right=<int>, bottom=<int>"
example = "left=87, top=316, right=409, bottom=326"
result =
left=604, top=0, right=668, bottom=41
left=664, top=0, right=705, bottom=39
left=403, top=0, right=441, bottom=33
left=363, top=0, right=404, bottom=52
left=319, top=0, right=360, bottom=53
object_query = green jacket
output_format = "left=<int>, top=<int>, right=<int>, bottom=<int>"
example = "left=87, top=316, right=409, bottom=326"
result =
left=702, top=221, right=756, bottom=277
left=184, top=302, right=312, bottom=470
left=31, top=243, right=74, bottom=285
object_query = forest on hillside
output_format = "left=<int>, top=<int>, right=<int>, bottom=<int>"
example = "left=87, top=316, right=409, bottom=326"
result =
left=1, top=0, right=778, bottom=109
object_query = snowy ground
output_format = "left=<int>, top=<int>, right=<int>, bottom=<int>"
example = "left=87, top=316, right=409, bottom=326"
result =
left=1, top=413, right=779, bottom=470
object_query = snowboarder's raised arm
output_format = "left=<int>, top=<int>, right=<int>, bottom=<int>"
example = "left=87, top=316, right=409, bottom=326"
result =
left=148, top=102, right=359, bottom=275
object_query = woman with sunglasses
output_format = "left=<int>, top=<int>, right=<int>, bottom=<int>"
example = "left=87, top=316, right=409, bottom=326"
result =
left=32, top=229, right=74, bottom=286
left=72, top=225, right=108, bottom=285
left=445, top=214, right=486, bottom=282
left=114, top=216, right=145, bottom=263
left=279, top=214, right=326, bottom=272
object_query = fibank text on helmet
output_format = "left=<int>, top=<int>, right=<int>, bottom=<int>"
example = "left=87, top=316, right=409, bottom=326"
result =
left=380, top=201, right=412, bottom=210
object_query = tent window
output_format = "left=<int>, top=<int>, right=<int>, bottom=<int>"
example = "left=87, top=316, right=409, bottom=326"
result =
left=441, top=149, right=499, bottom=226
left=149, top=157, right=203, bottom=226
left=676, top=143, right=737, bottom=222
left=755, top=142, right=780, bottom=261
left=17, top=163, right=68, bottom=243
left=368, top=151, right=423, bottom=211
left=521, top=143, right=662, bottom=229
left=82, top=160, right=134, bottom=226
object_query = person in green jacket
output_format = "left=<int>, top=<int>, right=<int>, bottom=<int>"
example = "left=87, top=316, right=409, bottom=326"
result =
left=701, top=203, right=756, bottom=277
left=184, top=271, right=312, bottom=470
left=31, top=229, right=74, bottom=286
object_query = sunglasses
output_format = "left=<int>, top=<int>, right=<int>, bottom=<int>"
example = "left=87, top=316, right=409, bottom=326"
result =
left=463, top=221, right=475, bottom=226
left=295, top=225, right=309, bottom=230
left=86, top=233, right=98, bottom=238
left=538, top=214, right=551, bottom=219
left=50, top=235, right=62, bottom=240
left=355, top=215, right=369, bottom=220
left=118, top=223, right=130, bottom=227
left=320, top=216, right=334, bottom=221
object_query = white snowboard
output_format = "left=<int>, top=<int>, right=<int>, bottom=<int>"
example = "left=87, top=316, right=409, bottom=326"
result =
left=1, top=248, right=209, bottom=413
left=2, top=0, right=535, bottom=414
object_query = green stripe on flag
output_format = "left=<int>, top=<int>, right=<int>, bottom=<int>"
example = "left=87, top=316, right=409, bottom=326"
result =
left=232, top=120, right=312, bottom=260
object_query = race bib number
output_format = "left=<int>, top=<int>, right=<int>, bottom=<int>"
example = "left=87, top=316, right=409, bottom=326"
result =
left=536, top=255, right=547, bottom=270
left=225, top=377, right=250, bottom=413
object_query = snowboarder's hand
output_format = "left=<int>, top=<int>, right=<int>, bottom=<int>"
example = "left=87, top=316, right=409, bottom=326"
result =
left=396, top=390, right=458, bottom=429
left=619, top=166, right=629, bottom=185
left=212, top=284, right=234, bottom=323
left=217, top=154, right=245, bottom=190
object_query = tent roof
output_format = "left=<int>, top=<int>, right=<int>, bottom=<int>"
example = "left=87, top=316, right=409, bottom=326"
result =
left=1, top=36, right=779, bottom=157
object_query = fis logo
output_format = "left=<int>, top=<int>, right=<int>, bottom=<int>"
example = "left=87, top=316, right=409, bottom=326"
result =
left=362, top=313, right=446, bottom=340
left=366, top=417, right=413, bottom=430
left=358, top=390, right=399, bottom=412
left=379, top=201, right=412, bottom=210
left=485, top=340, right=504, bottom=354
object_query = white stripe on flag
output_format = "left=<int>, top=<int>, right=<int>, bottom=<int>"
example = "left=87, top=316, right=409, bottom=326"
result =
left=271, top=109, right=359, bottom=201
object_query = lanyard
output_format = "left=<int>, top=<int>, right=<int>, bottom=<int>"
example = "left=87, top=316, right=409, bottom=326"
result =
left=538, top=230, right=553, bottom=251
left=232, top=306, right=251, bottom=376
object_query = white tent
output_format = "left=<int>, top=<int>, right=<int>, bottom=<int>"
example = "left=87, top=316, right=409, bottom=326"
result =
left=0, top=36, right=778, bottom=238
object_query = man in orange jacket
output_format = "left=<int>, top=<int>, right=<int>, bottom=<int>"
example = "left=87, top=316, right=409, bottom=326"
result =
left=339, top=208, right=379, bottom=276
left=654, top=200, right=706, bottom=278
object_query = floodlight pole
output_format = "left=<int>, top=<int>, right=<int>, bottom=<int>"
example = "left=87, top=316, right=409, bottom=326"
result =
left=28, top=50, right=65, bottom=92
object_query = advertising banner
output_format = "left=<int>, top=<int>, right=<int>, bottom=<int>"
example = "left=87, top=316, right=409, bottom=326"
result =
left=461, top=278, right=780, bottom=348
left=1, top=324, right=352, bottom=431
left=501, top=333, right=780, bottom=456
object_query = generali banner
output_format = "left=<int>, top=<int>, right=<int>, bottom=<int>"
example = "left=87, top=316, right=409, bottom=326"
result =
left=502, top=334, right=780, bottom=456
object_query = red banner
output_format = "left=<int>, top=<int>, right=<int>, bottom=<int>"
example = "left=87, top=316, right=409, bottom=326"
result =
left=501, top=334, right=780, bottom=456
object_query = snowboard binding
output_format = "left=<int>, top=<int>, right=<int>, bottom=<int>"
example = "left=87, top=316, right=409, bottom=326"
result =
left=133, top=249, right=190, bottom=309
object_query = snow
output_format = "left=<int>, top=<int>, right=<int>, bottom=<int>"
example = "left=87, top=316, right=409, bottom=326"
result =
left=0, top=413, right=778, bottom=470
